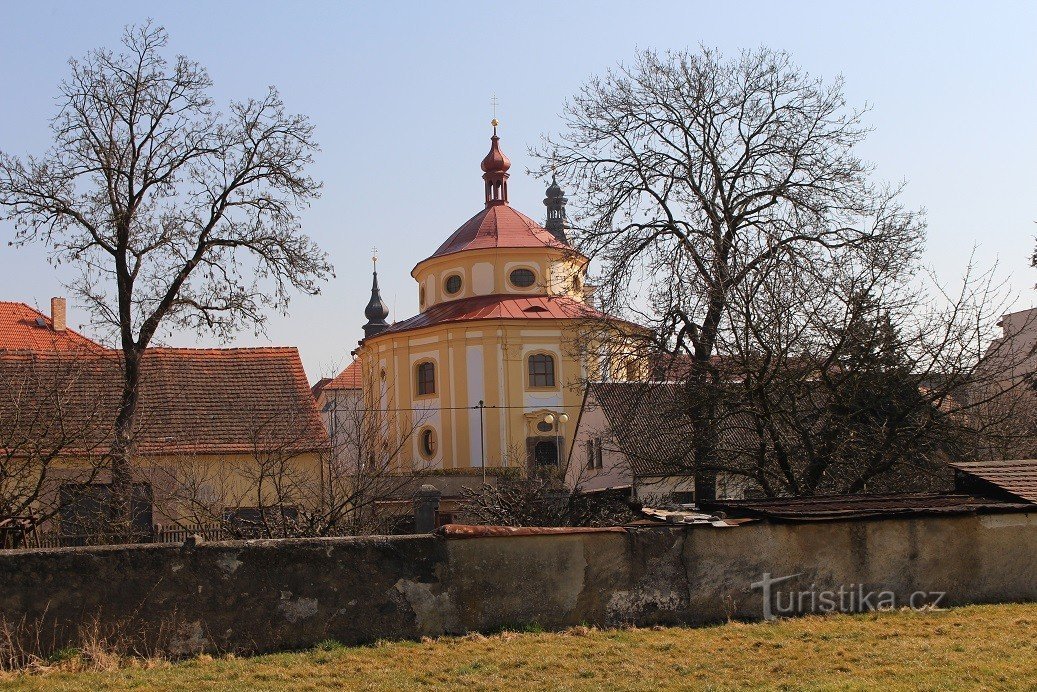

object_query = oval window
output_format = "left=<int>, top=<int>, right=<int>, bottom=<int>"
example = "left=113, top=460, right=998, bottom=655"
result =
left=444, top=275, right=462, bottom=295
left=510, top=268, right=536, bottom=288
left=420, top=428, right=437, bottom=458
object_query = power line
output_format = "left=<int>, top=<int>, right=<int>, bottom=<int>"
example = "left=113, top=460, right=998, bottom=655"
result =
left=340, top=403, right=584, bottom=413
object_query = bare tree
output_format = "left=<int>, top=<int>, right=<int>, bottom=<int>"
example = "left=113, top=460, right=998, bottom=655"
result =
left=0, top=23, right=332, bottom=530
left=540, top=47, right=1037, bottom=498
left=538, top=47, right=924, bottom=494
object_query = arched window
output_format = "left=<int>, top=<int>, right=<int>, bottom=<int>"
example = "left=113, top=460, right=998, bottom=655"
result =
left=528, top=353, right=555, bottom=388
left=416, top=361, right=436, bottom=395
left=420, top=427, right=438, bottom=458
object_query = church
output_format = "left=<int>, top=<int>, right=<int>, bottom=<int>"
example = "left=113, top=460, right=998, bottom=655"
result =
left=342, top=121, right=629, bottom=475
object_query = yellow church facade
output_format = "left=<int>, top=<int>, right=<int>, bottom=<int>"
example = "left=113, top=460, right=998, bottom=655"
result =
left=353, top=123, right=626, bottom=473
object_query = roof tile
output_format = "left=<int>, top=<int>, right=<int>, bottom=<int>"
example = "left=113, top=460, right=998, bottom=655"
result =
left=0, top=302, right=102, bottom=352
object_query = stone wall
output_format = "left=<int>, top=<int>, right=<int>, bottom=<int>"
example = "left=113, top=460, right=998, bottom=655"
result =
left=1, top=512, right=1035, bottom=656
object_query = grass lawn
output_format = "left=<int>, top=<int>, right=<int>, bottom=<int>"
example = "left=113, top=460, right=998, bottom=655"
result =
left=2, top=603, right=1036, bottom=690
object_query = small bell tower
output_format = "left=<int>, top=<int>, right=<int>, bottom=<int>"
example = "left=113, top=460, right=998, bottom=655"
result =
left=363, top=251, right=390, bottom=338
left=543, top=173, right=569, bottom=244
left=481, top=119, right=511, bottom=206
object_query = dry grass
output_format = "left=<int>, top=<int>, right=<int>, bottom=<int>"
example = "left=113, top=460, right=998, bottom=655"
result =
left=2, top=603, right=1036, bottom=690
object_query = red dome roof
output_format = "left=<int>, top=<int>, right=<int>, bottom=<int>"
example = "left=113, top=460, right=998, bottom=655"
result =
left=424, top=204, right=574, bottom=261
left=480, top=133, right=511, bottom=173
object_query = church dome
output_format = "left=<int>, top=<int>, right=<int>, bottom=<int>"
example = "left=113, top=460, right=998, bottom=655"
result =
left=426, top=204, right=567, bottom=261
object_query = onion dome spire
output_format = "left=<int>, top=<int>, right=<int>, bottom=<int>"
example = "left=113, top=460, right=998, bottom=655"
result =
left=543, top=172, right=569, bottom=244
left=363, top=251, right=389, bottom=338
left=481, top=119, right=511, bottom=207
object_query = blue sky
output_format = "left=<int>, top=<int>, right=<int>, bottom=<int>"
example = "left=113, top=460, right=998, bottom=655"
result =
left=1, top=1, right=1034, bottom=379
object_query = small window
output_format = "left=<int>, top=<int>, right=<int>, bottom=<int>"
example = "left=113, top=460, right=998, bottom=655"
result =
left=416, top=361, right=436, bottom=395
left=528, top=353, right=556, bottom=388
left=537, top=420, right=554, bottom=433
left=586, top=440, right=594, bottom=470
left=594, top=438, right=603, bottom=468
left=420, top=286, right=426, bottom=307
left=420, top=427, right=438, bottom=458
left=444, top=274, right=462, bottom=295
left=510, top=268, right=536, bottom=288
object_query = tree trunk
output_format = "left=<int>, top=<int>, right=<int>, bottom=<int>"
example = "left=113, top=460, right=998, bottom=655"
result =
left=108, top=348, right=141, bottom=540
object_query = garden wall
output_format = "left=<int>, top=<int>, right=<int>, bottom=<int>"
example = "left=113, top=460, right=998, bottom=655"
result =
left=0, top=512, right=1035, bottom=656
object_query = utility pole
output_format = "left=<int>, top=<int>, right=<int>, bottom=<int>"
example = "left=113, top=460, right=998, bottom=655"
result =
left=477, top=400, right=486, bottom=484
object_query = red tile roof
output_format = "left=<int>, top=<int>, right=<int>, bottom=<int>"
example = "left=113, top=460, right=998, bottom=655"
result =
left=375, top=294, right=611, bottom=337
left=0, top=347, right=328, bottom=456
left=0, top=301, right=102, bottom=352
left=423, top=205, right=580, bottom=263
left=318, top=359, right=363, bottom=393
left=950, top=460, right=1037, bottom=504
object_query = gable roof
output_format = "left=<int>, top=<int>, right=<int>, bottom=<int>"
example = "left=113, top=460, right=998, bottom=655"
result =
left=0, top=301, right=102, bottom=352
left=0, top=347, right=328, bottom=456
left=950, top=460, right=1037, bottom=504
left=586, top=382, right=698, bottom=477
left=316, top=359, right=363, bottom=394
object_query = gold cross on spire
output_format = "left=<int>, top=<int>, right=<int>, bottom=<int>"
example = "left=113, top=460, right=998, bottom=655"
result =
left=490, top=94, right=500, bottom=129
left=371, top=247, right=378, bottom=271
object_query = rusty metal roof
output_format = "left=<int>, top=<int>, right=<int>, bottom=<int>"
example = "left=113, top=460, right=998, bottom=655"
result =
left=436, top=524, right=627, bottom=538
left=950, top=460, right=1037, bottom=504
left=700, top=492, right=1034, bottom=522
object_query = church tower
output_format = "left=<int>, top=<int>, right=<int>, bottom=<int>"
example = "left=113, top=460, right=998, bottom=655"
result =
left=352, top=121, right=620, bottom=473
left=543, top=174, right=569, bottom=244
left=362, top=255, right=390, bottom=338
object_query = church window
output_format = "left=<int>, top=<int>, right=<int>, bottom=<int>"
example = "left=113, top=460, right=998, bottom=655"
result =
left=528, top=353, right=556, bottom=388
left=420, top=427, right=438, bottom=458
left=586, top=440, right=594, bottom=469
left=420, top=286, right=426, bottom=307
left=509, top=268, right=536, bottom=288
left=444, top=274, right=463, bottom=295
left=416, top=361, right=436, bottom=395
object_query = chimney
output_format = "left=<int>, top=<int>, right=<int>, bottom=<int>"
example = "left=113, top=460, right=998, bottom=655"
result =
left=50, top=297, right=67, bottom=332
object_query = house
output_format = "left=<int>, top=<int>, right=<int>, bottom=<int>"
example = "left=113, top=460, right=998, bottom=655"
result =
left=0, top=301, right=328, bottom=539
left=565, top=381, right=756, bottom=504
left=0, top=298, right=102, bottom=352
left=312, top=358, right=364, bottom=466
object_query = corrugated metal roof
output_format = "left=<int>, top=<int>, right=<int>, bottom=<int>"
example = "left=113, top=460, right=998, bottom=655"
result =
left=701, top=492, right=1034, bottom=522
left=950, top=460, right=1037, bottom=504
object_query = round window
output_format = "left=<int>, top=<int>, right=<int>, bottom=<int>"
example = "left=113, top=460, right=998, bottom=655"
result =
left=510, top=268, right=536, bottom=288
left=444, top=275, right=462, bottom=295
left=536, top=420, right=554, bottom=433
left=420, top=428, right=437, bottom=458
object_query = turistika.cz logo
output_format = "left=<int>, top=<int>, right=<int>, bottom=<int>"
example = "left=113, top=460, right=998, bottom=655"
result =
left=750, top=572, right=947, bottom=621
